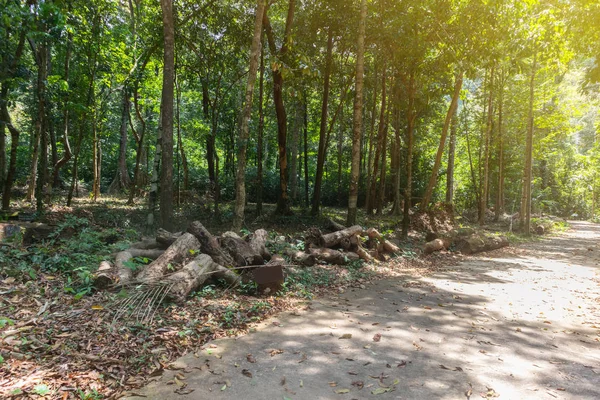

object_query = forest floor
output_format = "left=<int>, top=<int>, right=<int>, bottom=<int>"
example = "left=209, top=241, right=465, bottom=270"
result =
left=125, top=220, right=600, bottom=400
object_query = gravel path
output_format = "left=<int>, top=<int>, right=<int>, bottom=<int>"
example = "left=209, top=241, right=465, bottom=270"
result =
left=127, top=221, right=600, bottom=399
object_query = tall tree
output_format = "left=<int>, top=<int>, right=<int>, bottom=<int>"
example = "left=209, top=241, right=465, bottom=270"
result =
left=420, top=70, right=463, bottom=210
left=311, top=26, right=334, bottom=216
left=159, top=0, right=175, bottom=230
left=264, top=0, right=296, bottom=215
left=346, top=0, right=367, bottom=226
left=233, top=0, right=266, bottom=231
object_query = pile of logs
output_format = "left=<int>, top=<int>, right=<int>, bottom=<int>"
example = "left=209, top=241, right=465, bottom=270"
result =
left=423, top=228, right=509, bottom=255
left=95, top=220, right=403, bottom=301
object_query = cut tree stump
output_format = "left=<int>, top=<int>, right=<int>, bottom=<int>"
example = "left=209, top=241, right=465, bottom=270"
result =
left=249, top=229, right=271, bottom=261
left=136, top=233, right=200, bottom=282
left=455, top=235, right=508, bottom=255
left=165, top=254, right=239, bottom=302
left=309, top=247, right=346, bottom=265
left=219, top=236, right=264, bottom=267
left=284, top=248, right=316, bottom=266
left=187, top=221, right=234, bottom=266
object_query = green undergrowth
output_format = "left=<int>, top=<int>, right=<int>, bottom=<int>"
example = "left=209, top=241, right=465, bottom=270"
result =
left=0, top=215, right=139, bottom=297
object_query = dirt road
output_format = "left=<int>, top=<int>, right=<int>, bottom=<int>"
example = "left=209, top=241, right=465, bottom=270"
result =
left=128, top=221, right=600, bottom=399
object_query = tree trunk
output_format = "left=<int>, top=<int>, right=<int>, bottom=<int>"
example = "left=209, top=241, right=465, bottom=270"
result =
left=446, top=106, right=457, bottom=205
left=401, top=72, right=416, bottom=239
left=365, top=64, right=379, bottom=214
left=367, top=60, right=387, bottom=215
left=159, top=0, right=175, bottom=231
left=494, top=71, right=505, bottom=222
left=51, top=33, right=72, bottom=190
left=421, top=70, right=463, bottom=211
left=289, top=101, right=301, bottom=203
left=176, top=77, right=189, bottom=191
left=66, top=123, right=83, bottom=207
left=34, top=43, right=48, bottom=212
left=376, top=112, right=389, bottom=216
left=1, top=98, right=20, bottom=211
left=256, top=34, right=265, bottom=217
left=521, top=51, right=536, bottom=235
left=311, top=27, right=333, bottom=216
left=233, top=0, right=266, bottom=231
left=347, top=0, right=367, bottom=226
left=109, top=90, right=132, bottom=194
left=264, top=0, right=295, bottom=216
left=303, top=98, right=309, bottom=208
left=92, top=121, right=100, bottom=201
left=128, top=87, right=146, bottom=204
left=479, top=67, right=494, bottom=226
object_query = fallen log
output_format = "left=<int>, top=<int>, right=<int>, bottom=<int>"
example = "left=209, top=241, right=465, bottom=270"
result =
left=249, top=229, right=271, bottom=261
left=321, top=225, right=363, bottom=248
left=219, top=236, right=264, bottom=267
left=355, top=243, right=374, bottom=262
left=455, top=235, right=508, bottom=255
left=156, top=229, right=182, bottom=247
left=115, top=251, right=136, bottom=284
left=94, top=261, right=115, bottom=289
left=187, top=221, right=234, bottom=266
left=136, top=233, right=200, bottom=282
left=326, top=218, right=346, bottom=232
left=165, top=254, right=240, bottom=302
left=284, top=248, right=316, bottom=266
left=129, top=239, right=164, bottom=250
left=366, top=228, right=401, bottom=254
left=340, top=234, right=359, bottom=252
left=423, top=238, right=453, bottom=255
left=309, top=247, right=346, bottom=265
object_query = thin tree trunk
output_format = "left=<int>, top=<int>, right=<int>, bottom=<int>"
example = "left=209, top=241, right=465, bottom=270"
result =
left=233, top=0, right=266, bottom=230
left=92, top=118, right=100, bottom=201
left=128, top=86, right=146, bottom=204
left=109, top=90, right=132, bottom=194
left=365, top=63, right=379, bottom=213
left=347, top=0, right=367, bottom=226
left=521, top=51, right=536, bottom=235
left=264, top=0, right=295, bottom=215
left=376, top=113, right=389, bottom=215
left=479, top=67, right=494, bottom=226
left=303, top=98, right=309, bottom=208
left=289, top=100, right=301, bottom=203
left=401, top=72, right=416, bottom=240
left=421, top=70, right=463, bottom=211
left=446, top=107, right=457, bottom=205
left=256, top=33, right=265, bottom=217
left=51, top=33, right=72, bottom=189
left=494, top=71, right=505, bottom=222
left=159, top=0, right=175, bottom=231
left=1, top=98, right=20, bottom=210
left=367, top=60, right=387, bottom=215
left=176, top=76, right=189, bottom=191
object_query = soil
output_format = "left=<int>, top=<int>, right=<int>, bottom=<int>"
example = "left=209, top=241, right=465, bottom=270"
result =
left=126, top=221, right=600, bottom=400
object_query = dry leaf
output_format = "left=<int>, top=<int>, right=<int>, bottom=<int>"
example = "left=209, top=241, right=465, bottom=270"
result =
left=339, top=333, right=352, bottom=339
left=372, top=387, right=393, bottom=395
left=242, top=369, right=252, bottom=378
left=270, top=349, right=283, bottom=356
left=335, top=389, right=350, bottom=394
left=247, top=353, right=256, bottom=363
left=373, top=333, right=382, bottom=342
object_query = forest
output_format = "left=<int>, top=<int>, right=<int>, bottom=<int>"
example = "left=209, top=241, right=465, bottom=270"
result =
left=1, top=0, right=600, bottom=398
left=0, top=0, right=597, bottom=230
